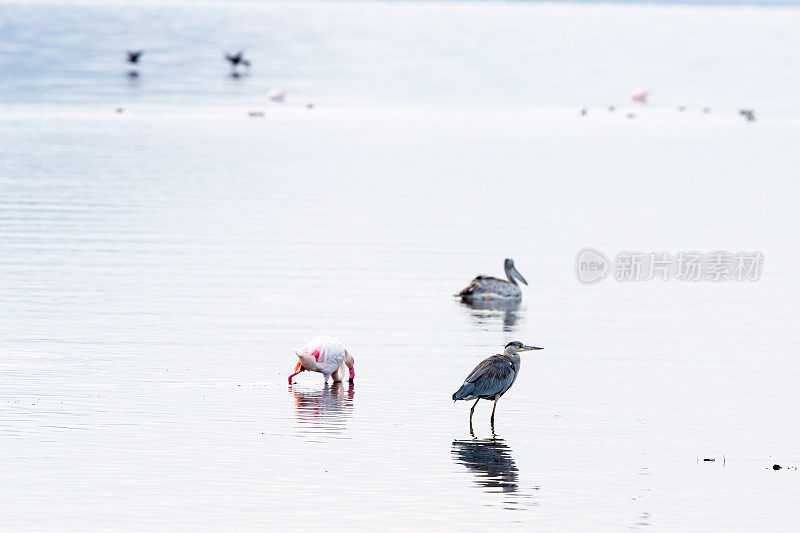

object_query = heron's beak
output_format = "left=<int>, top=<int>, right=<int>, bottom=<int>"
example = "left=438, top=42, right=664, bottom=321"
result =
left=511, top=266, right=528, bottom=286
left=520, top=345, right=544, bottom=351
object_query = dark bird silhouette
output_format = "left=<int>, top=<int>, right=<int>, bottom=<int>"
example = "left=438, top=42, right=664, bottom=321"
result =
left=225, top=51, right=245, bottom=67
left=126, top=50, right=144, bottom=64
left=225, top=51, right=251, bottom=77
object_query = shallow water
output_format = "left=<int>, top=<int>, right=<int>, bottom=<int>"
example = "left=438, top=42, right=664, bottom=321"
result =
left=2, top=1, right=800, bottom=530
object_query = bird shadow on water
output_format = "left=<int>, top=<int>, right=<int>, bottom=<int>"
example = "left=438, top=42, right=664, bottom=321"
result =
left=451, top=435, right=538, bottom=511
left=458, top=299, right=524, bottom=333
left=290, top=382, right=355, bottom=442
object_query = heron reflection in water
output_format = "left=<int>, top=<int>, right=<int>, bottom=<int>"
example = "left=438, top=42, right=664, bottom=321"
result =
left=452, top=436, right=537, bottom=509
left=459, top=298, right=523, bottom=333
left=291, top=382, right=355, bottom=438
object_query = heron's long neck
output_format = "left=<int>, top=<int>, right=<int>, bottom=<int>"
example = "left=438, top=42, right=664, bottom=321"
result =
left=503, top=351, right=522, bottom=376
left=505, top=265, right=518, bottom=286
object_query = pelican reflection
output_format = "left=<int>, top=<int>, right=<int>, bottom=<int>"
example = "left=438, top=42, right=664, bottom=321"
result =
left=459, top=298, right=523, bottom=332
left=452, top=436, right=537, bottom=509
left=291, top=382, right=355, bottom=439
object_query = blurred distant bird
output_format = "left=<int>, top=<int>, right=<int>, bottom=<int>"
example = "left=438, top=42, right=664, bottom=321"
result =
left=580, top=107, right=587, bottom=116
left=631, top=89, right=649, bottom=103
left=458, top=258, right=528, bottom=302
left=677, top=106, right=686, bottom=112
left=288, top=336, right=355, bottom=385
left=608, top=106, right=616, bottom=112
left=126, top=50, right=144, bottom=64
left=126, top=50, right=144, bottom=78
left=453, top=341, right=543, bottom=428
left=225, top=51, right=251, bottom=77
left=739, top=109, right=756, bottom=122
left=267, top=88, right=286, bottom=103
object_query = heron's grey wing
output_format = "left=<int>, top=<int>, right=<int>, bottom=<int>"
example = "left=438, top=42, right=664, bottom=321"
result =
left=456, top=355, right=515, bottom=400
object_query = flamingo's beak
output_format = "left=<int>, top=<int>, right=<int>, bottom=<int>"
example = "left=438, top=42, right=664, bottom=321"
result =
left=288, top=361, right=304, bottom=385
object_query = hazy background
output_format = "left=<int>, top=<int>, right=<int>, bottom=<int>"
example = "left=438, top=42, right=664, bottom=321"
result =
left=1, top=0, right=799, bottom=530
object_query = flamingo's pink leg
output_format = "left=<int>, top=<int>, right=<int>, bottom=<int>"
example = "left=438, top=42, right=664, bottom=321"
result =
left=344, top=350, right=355, bottom=382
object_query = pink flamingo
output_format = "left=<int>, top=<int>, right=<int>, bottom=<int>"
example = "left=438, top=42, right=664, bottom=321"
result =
left=267, top=88, right=286, bottom=103
left=288, top=336, right=355, bottom=385
left=631, top=89, right=649, bottom=103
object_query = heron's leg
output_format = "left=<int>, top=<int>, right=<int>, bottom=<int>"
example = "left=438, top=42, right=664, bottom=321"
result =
left=490, top=399, right=499, bottom=428
left=469, top=399, right=479, bottom=432
left=470, top=399, right=479, bottom=418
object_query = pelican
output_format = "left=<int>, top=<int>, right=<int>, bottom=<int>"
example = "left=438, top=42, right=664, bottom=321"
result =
left=458, top=258, right=528, bottom=301
left=288, top=336, right=355, bottom=385
left=452, top=341, right=543, bottom=429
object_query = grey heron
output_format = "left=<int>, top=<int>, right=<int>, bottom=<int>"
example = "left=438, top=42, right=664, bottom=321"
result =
left=452, top=341, right=543, bottom=430
left=458, top=258, right=529, bottom=302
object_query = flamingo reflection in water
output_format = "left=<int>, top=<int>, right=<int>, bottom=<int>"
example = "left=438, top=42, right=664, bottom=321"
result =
left=451, top=436, right=537, bottom=509
left=291, top=382, right=355, bottom=439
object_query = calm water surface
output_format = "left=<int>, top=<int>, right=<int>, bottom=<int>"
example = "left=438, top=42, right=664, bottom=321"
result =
left=2, top=1, right=800, bottom=530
